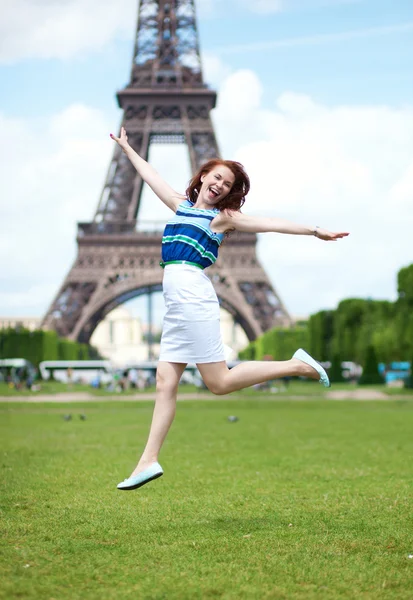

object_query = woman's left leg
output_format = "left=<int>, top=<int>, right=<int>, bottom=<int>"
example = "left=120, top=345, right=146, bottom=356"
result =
left=197, top=357, right=320, bottom=395
left=129, top=361, right=187, bottom=477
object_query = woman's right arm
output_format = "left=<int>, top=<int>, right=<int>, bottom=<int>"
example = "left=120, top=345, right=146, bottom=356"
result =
left=110, top=127, right=185, bottom=212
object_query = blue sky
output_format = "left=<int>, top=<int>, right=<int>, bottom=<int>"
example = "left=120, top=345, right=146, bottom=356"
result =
left=3, top=0, right=413, bottom=117
left=1, top=0, right=413, bottom=325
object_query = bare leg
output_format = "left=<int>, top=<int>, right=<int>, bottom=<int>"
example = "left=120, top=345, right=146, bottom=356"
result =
left=197, top=357, right=319, bottom=396
left=129, top=361, right=187, bottom=476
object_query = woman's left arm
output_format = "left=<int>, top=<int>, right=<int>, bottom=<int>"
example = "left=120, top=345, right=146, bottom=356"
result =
left=224, top=212, right=349, bottom=241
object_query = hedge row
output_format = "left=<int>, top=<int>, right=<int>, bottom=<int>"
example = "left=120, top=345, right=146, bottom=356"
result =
left=238, top=327, right=308, bottom=362
left=0, top=328, right=93, bottom=366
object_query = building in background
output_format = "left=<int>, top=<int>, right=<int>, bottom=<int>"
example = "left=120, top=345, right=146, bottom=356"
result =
left=90, top=306, right=160, bottom=366
left=0, top=317, right=41, bottom=331
left=219, top=309, right=249, bottom=359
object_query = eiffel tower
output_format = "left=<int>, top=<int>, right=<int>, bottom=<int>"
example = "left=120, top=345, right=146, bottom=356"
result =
left=41, top=0, right=292, bottom=345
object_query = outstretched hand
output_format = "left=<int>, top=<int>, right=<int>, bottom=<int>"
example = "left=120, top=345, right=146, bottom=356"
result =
left=315, top=228, right=350, bottom=241
left=110, top=126, right=129, bottom=151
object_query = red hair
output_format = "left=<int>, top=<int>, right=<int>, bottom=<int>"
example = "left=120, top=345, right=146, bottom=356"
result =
left=185, top=159, right=250, bottom=211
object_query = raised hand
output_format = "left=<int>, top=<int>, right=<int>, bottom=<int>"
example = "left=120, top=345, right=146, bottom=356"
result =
left=110, top=126, right=129, bottom=152
left=315, top=228, right=350, bottom=241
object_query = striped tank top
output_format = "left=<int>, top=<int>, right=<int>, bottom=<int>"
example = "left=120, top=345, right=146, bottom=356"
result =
left=161, top=200, right=224, bottom=269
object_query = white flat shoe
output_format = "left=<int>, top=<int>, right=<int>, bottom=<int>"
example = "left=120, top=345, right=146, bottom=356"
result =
left=293, top=348, right=331, bottom=388
left=117, top=462, right=163, bottom=491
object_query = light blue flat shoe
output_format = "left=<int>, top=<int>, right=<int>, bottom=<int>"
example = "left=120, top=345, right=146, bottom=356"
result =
left=117, top=462, right=163, bottom=491
left=293, top=348, right=331, bottom=388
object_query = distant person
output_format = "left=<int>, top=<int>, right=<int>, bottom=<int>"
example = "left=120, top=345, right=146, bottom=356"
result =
left=111, top=127, right=349, bottom=491
left=121, top=370, right=129, bottom=391
left=128, top=368, right=139, bottom=389
left=25, top=372, right=34, bottom=390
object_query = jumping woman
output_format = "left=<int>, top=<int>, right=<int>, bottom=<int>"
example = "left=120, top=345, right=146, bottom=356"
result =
left=110, top=127, right=349, bottom=491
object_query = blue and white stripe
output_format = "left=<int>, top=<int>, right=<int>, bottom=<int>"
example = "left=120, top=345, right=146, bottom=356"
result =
left=161, top=200, right=224, bottom=269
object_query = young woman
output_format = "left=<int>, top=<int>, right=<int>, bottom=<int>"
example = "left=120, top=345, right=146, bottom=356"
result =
left=110, top=127, right=349, bottom=491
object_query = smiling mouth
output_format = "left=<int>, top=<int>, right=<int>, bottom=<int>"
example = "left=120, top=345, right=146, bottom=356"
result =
left=208, top=187, right=219, bottom=199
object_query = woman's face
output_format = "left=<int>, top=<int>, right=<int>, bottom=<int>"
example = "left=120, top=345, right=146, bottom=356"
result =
left=199, top=165, right=235, bottom=206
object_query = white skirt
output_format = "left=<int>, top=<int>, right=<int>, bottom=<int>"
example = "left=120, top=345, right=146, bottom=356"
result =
left=159, top=264, right=225, bottom=364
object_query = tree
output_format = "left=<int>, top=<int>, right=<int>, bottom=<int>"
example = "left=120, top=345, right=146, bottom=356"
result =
left=329, top=354, right=344, bottom=384
left=241, top=327, right=309, bottom=361
left=332, top=299, right=369, bottom=363
left=238, top=342, right=255, bottom=360
left=359, top=345, right=384, bottom=385
left=308, top=310, right=334, bottom=361
left=395, top=264, right=413, bottom=357
left=58, top=339, right=78, bottom=360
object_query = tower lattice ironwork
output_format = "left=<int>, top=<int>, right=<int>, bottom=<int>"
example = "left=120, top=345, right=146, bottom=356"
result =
left=42, top=0, right=292, bottom=344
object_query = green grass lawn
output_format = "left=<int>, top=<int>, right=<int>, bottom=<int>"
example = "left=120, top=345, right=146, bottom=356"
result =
left=1, top=399, right=413, bottom=599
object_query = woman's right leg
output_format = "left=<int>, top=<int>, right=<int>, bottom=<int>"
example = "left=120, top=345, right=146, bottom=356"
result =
left=129, top=361, right=187, bottom=477
left=197, top=357, right=320, bottom=396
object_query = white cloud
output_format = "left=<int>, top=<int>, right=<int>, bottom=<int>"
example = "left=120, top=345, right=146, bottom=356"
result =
left=0, top=284, right=58, bottom=313
left=1, top=70, right=413, bottom=323
left=0, top=0, right=234, bottom=64
left=200, top=0, right=360, bottom=14
left=216, top=22, right=413, bottom=55
left=239, top=0, right=283, bottom=13
left=0, top=106, right=190, bottom=318
left=0, top=0, right=136, bottom=63
left=211, top=70, right=413, bottom=315
left=0, top=105, right=114, bottom=315
left=202, top=52, right=232, bottom=88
